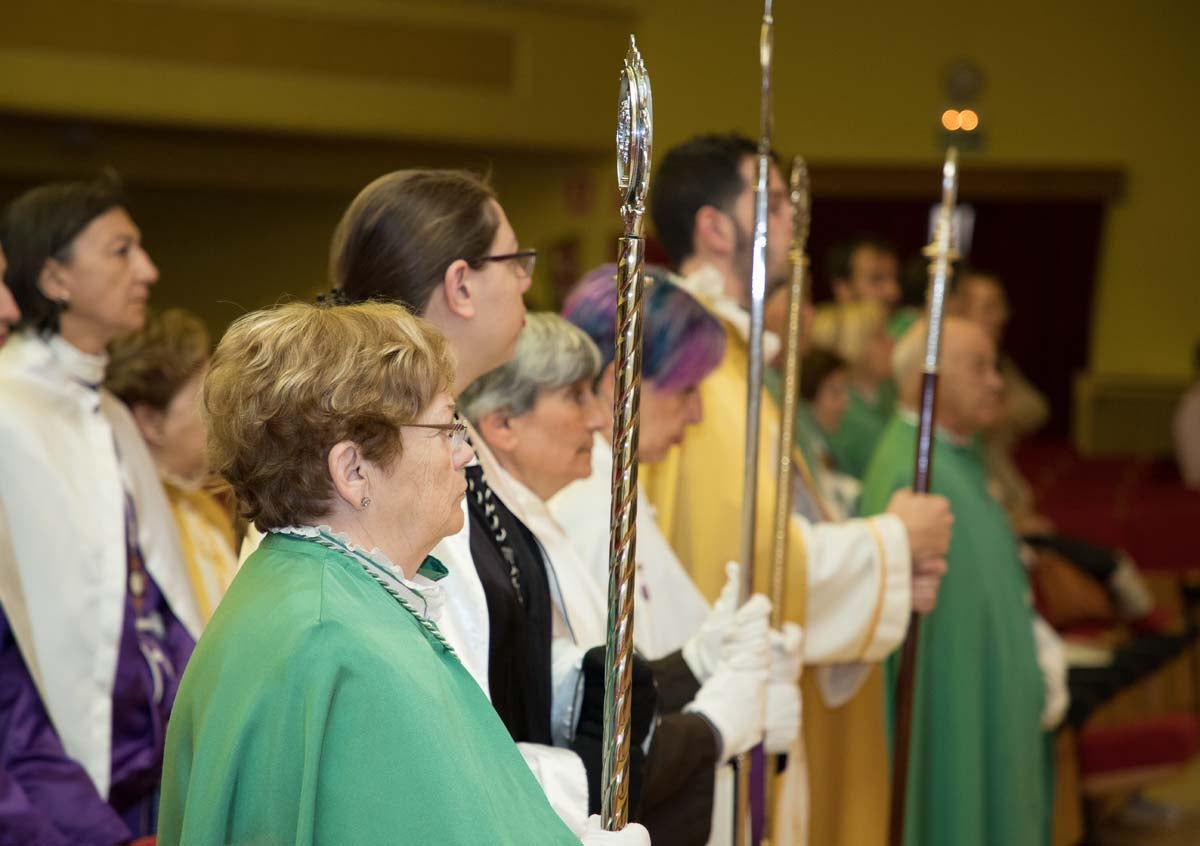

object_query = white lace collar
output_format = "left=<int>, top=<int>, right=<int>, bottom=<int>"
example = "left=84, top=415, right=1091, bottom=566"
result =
left=269, top=525, right=448, bottom=623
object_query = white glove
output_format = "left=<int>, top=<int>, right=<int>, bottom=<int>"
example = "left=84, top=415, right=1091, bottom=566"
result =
left=683, top=562, right=772, bottom=681
left=580, top=814, right=651, bottom=845
left=685, top=662, right=768, bottom=763
left=764, top=623, right=803, bottom=754
left=1032, top=615, right=1070, bottom=729
left=768, top=623, right=803, bottom=685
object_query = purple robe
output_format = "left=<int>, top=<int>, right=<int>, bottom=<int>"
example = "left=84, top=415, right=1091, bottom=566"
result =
left=0, top=573, right=194, bottom=845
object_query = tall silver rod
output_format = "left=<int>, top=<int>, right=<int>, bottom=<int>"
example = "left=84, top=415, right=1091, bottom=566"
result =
left=602, top=34, right=652, bottom=832
left=736, top=1, right=774, bottom=844
left=888, top=145, right=959, bottom=846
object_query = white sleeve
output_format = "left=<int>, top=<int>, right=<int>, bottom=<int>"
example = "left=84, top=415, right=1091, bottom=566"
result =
left=802, top=513, right=912, bottom=663
left=517, top=743, right=590, bottom=837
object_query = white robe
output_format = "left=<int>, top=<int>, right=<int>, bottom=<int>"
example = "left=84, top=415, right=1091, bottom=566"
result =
left=476, top=433, right=741, bottom=846
left=0, top=332, right=202, bottom=797
left=550, top=434, right=710, bottom=660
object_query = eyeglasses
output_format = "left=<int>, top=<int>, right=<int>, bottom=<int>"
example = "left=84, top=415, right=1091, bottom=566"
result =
left=471, top=249, right=537, bottom=278
left=402, top=420, right=470, bottom=449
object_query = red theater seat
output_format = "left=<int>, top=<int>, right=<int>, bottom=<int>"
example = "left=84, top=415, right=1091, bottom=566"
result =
left=1078, top=713, right=1199, bottom=794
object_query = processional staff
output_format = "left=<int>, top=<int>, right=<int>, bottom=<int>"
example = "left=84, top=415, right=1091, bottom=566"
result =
left=760, top=156, right=810, bottom=845
left=735, top=1, right=775, bottom=844
left=887, top=145, right=960, bottom=846
left=768, top=157, right=811, bottom=632
left=601, top=34, right=653, bottom=832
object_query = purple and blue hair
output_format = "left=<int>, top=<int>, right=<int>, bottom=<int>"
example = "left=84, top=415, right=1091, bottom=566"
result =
left=562, top=264, right=726, bottom=392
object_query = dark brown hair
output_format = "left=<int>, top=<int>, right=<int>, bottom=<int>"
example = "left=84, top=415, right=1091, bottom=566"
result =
left=799, top=347, right=849, bottom=403
left=106, top=308, right=212, bottom=411
left=330, top=169, right=498, bottom=315
left=0, top=172, right=127, bottom=334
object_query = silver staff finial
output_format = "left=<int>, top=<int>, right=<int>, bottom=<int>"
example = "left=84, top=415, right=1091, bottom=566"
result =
left=617, top=36, right=653, bottom=234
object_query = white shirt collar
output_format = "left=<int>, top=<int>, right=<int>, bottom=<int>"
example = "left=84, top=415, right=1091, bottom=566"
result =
left=48, top=333, right=107, bottom=389
left=674, top=264, right=782, bottom=360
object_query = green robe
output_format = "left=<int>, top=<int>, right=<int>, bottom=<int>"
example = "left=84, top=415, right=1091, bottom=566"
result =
left=888, top=307, right=920, bottom=340
left=860, top=415, right=1053, bottom=846
left=827, top=381, right=896, bottom=480
left=158, top=533, right=579, bottom=846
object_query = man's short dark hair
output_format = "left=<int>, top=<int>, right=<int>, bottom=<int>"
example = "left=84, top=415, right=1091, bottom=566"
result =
left=824, top=234, right=897, bottom=286
left=799, top=347, right=848, bottom=403
left=650, top=133, right=758, bottom=267
left=0, top=172, right=127, bottom=334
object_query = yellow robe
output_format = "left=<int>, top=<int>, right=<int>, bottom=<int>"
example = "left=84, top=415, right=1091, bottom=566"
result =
left=163, top=479, right=239, bottom=624
left=643, top=278, right=909, bottom=845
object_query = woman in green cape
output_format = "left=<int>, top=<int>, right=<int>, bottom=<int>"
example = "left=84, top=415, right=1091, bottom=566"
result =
left=157, top=301, right=648, bottom=845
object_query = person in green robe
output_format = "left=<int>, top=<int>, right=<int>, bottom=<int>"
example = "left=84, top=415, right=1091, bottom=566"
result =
left=809, top=300, right=897, bottom=479
left=157, top=301, right=648, bottom=846
left=860, top=316, right=1057, bottom=846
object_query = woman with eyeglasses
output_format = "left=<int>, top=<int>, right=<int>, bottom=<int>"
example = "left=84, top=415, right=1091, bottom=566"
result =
left=232, top=170, right=648, bottom=842
left=158, top=300, right=611, bottom=845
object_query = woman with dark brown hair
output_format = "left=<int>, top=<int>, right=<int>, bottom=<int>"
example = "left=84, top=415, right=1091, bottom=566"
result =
left=0, top=176, right=199, bottom=844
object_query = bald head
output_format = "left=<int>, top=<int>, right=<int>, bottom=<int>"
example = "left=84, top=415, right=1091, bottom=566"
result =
left=894, top=316, right=1003, bottom=438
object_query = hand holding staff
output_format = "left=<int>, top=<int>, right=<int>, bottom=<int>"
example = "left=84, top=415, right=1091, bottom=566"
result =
left=601, top=34, right=652, bottom=832
left=887, top=146, right=960, bottom=846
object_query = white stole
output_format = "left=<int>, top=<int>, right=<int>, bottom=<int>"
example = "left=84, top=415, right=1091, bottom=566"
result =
left=0, top=332, right=201, bottom=797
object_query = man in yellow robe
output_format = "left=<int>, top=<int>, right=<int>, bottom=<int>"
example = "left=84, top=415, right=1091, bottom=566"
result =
left=642, top=134, right=954, bottom=845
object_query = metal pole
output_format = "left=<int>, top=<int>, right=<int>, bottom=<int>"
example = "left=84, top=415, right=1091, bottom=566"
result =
left=887, top=146, right=959, bottom=846
left=736, top=2, right=775, bottom=843
left=601, top=34, right=653, bottom=832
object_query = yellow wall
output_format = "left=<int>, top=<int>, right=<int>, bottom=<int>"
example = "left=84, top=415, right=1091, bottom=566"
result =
left=1, top=0, right=1197, bottom=377
left=630, top=0, right=1200, bottom=378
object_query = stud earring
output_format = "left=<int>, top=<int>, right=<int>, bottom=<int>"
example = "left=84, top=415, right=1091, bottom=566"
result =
left=360, top=496, right=372, bottom=508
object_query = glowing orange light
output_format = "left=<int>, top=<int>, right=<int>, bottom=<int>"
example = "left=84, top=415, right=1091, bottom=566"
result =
left=959, top=109, right=980, bottom=131
left=941, top=109, right=961, bottom=131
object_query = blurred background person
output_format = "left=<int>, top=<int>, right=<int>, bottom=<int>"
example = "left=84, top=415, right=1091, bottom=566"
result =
left=807, top=300, right=896, bottom=480
left=1173, top=340, right=1200, bottom=490
left=107, top=307, right=239, bottom=624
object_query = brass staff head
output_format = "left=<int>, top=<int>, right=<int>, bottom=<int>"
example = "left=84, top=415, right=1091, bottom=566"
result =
left=617, top=35, right=653, bottom=235
left=923, top=146, right=960, bottom=262
left=788, top=155, right=811, bottom=265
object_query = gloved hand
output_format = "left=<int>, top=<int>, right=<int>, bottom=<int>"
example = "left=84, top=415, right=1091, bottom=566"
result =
left=580, top=814, right=651, bottom=845
left=571, top=647, right=658, bottom=817
left=1032, top=615, right=1070, bottom=729
left=764, top=623, right=803, bottom=754
left=683, top=562, right=772, bottom=681
left=684, top=660, right=767, bottom=763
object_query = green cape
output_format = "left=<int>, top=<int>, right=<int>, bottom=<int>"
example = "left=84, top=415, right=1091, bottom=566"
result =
left=158, top=533, right=578, bottom=845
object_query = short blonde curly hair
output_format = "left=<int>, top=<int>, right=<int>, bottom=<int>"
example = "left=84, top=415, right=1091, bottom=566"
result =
left=205, top=301, right=455, bottom=531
